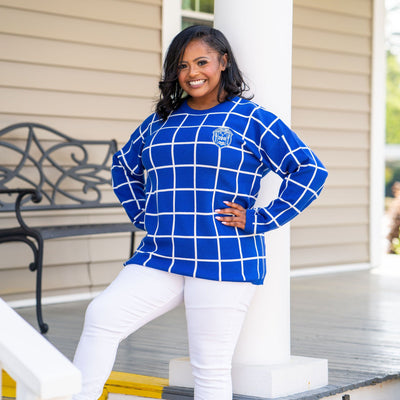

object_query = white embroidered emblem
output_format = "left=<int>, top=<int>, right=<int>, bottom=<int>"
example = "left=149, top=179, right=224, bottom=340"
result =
left=212, top=127, right=233, bottom=148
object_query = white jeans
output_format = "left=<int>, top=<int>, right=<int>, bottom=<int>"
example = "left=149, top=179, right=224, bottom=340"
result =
left=73, top=264, right=256, bottom=400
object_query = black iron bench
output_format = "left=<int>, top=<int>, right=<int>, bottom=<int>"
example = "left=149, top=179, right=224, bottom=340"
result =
left=0, top=122, right=138, bottom=333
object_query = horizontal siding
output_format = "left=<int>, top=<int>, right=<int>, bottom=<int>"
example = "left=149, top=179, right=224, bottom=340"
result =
left=293, top=1, right=372, bottom=18
left=292, top=88, right=370, bottom=112
left=0, top=7, right=160, bottom=52
left=318, top=149, right=369, bottom=168
left=293, top=205, right=369, bottom=227
left=0, top=0, right=160, bottom=299
left=292, top=68, right=370, bottom=94
left=291, top=225, right=368, bottom=247
left=0, top=87, right=153, bottom=120
left=292, top=48, right=371, bottom=74
left=0, top=34, right=160, bottom=75
left=0, top=261, right=124, bottom=300
left=0, top=227, right=145, bottom=298
left=316, top=187, right=369, bottom=207
left=293, top=5, right=371, bottom=36
left=293, top=26, right=371, bottom=55
left=0, top=61, right=159, bottom=98
left=324, top=168, right=369, bottom=187
left=0, top=208, right=130, bottom=231
left=291, top=0, right=372, bottom=269
left=0, top=261, right=90, bottom=294
left=0, top=0, right=161, bottom=28
left=292, top=243, right=369, bottom=268
left=0, top=115, right=138, bottom=142
left=292, top=108, right=370, bottom=131
left=299, top=129, right=369, bottom=149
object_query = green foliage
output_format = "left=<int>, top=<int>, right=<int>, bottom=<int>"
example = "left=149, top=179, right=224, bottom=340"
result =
left=386, top=51, right=400, bottom=143
left=182, top=0, right=213, bottom=13
left=391, top=237, right=400, bottom=254
left=386, top=165, right=394, bottom=183
left=181, top=0, right=214, bottom=29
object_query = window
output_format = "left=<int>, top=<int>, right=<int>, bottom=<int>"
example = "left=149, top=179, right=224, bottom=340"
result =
left=181, top=0, right=214, bottom=29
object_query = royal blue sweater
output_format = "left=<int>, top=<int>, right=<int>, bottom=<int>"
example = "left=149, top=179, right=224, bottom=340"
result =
left=112, top=96, right=328, bottom=284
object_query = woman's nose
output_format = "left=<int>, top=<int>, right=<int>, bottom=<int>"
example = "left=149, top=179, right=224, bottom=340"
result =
left=188, top=64, right=199, bottom=77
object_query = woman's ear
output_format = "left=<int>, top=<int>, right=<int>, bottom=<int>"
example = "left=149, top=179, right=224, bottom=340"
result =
left=221, top=53, right=228, bottom=71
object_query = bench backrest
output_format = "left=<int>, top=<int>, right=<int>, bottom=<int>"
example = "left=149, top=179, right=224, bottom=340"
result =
left=0, top=123, right=119, bottom=212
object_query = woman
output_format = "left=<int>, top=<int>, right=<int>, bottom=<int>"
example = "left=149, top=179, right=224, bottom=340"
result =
left=73, top=25, right=328, bottom=400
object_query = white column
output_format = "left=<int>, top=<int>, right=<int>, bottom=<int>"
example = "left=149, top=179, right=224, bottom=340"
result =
left=215, top=1, right=328, bottom=397
left=169, top=1, right=328, bottom=397
left=216, top=0, right=293, bottom=367
left=161, top=0, right=181, bottom=59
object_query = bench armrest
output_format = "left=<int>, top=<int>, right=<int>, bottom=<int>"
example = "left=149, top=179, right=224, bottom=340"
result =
left=0, top=189, right=42, bottom=230
left=0, top=188, right=42, bottom=201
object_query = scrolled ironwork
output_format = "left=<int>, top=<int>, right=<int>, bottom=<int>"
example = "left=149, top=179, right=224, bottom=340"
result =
left=0, top=122, right=117, bottom=211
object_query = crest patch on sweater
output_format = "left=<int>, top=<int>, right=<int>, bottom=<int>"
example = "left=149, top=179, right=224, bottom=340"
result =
left=212, top=127, right=233, bottom=148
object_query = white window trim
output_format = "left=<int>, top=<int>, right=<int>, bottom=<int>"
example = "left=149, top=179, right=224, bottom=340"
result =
left=370, top=0, right=387, bottom=267
left=181, top=9, right=214, bottom=22
left=162, top=0, right=215, bottom=61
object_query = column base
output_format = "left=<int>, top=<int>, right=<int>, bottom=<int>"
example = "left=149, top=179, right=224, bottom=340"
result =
left=169, top=356, right=328, bottom=399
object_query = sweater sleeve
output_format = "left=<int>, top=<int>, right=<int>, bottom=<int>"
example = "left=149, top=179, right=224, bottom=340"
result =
left=244, top=115, right=328, bottom=234
left=112, top=119, right=150, bottom=231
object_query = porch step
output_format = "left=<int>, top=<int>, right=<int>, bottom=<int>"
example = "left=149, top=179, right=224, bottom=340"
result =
left=3, top=370, right=400, bottom=400
left=2, top=370, right=15, bottom=398
left=100, top=371, right=168, bottom=399
left=1, top=370, right=168, bottom=400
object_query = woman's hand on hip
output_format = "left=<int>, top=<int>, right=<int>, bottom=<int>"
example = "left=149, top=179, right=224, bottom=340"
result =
left=215, top=201, right=246, bottom=230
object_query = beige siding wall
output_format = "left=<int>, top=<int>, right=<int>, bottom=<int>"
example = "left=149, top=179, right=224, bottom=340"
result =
left=0, top=0, right=161, bottom=301
left=291, top=0, right=372, bottom=269
left=0, top=0, right=375, bottom=301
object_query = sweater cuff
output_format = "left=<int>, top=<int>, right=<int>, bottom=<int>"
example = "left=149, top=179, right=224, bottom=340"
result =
left=244, top=208, right=257, bottom=234
left=133, top=210, right=146, bottom=231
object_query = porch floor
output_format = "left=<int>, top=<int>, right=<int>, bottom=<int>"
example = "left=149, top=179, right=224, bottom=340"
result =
left=13, top=257, right=400, bottom=399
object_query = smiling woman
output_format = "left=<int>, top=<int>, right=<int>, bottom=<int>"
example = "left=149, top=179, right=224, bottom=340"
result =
left=72, top=24, right=328, bottom=400
left=157, top=25, right=250, bottom=118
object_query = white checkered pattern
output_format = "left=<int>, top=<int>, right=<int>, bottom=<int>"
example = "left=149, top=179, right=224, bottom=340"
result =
left=112, top=97, right=328, bottom=284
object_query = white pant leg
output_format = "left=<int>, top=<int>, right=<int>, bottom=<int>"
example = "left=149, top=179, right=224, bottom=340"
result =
left=73, top=265, right=184, bottom=400
left=184, top=278, right=256, bottom=400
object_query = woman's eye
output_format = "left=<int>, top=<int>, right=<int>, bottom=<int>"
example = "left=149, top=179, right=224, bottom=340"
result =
left=178, top=64, right=187, bottom=70
left=198, top=60, right=207, bottom=66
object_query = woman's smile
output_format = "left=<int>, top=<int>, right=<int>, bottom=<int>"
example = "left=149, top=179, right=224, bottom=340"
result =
left=188, top=79, right=206, bottom=88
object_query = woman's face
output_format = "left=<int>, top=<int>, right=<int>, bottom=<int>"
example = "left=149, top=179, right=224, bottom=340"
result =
left=177, top=39, right=227, bottom=109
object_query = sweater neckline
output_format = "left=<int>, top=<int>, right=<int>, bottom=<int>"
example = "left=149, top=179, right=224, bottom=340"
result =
left=178, top=96, right=239, bottom=114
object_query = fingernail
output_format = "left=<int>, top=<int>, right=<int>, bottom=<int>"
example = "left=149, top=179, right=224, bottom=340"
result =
left=215, top=209, right=221, bottom=212
left=223, top=201, right=229, bottom=204
left=215, top=216, right=222, bottom=221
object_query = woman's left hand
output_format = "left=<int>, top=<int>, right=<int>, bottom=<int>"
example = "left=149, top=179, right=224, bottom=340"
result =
left=215, top=201, right=246, bottom=230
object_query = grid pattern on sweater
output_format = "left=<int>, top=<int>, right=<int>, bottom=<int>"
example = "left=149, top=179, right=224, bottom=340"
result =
left=112, top=97, right=328, bottom=284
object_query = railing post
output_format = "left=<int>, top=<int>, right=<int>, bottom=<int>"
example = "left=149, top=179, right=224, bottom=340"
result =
left=0, top=299, right=81, bottom=400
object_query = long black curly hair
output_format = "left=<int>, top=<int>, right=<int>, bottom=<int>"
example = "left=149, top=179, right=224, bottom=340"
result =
left=156, top=25, right=251, bottom=121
